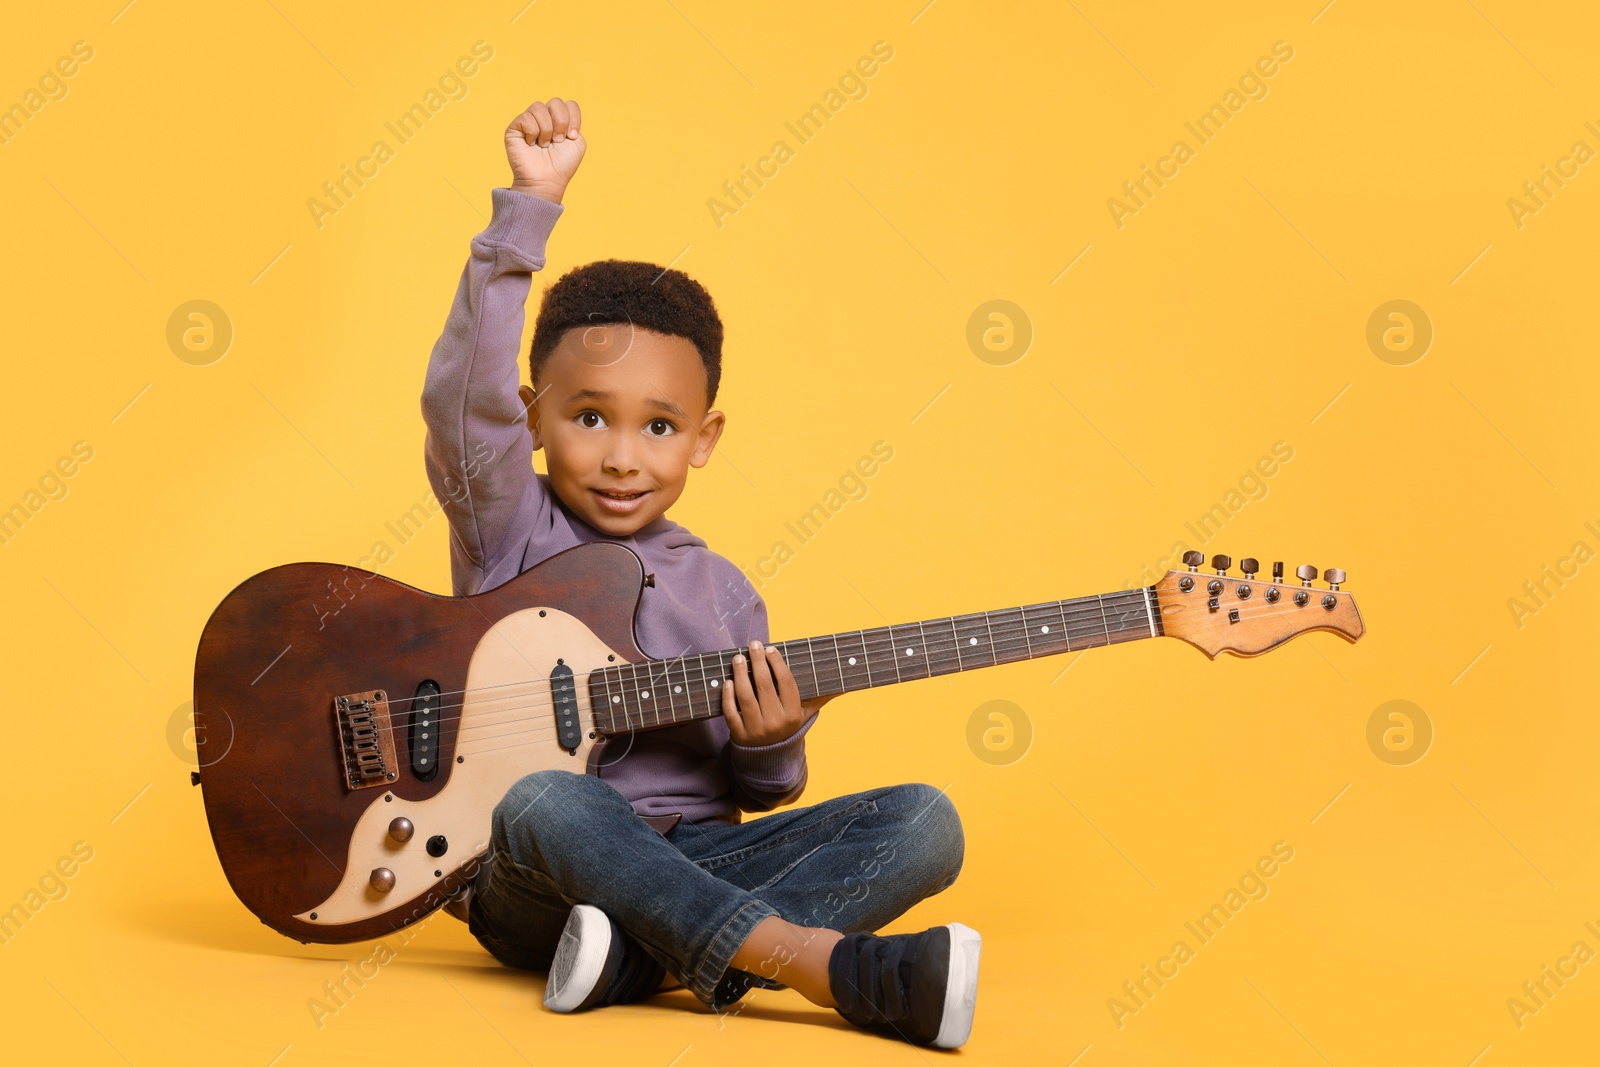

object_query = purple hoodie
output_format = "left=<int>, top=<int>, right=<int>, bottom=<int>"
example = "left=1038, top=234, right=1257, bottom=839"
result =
left=420, top=187, right=814, bottom=846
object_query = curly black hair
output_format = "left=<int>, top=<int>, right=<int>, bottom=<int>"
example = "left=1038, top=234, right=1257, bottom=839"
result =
left=529, top=260, right=724, bottom=406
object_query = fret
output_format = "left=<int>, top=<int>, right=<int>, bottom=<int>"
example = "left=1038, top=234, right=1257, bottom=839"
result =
left=829, top=632, right=847, bottom=693
left=664, top=655, right=688, bottom=724
left=873, top=627, right=899, bottom=687
left=1144, top=587, right=1162, bottom=638
left=694, top=651, right=716, bottom=719
left=992, top=608, right=1027, bottom=665
left=981, top=611, right=999, bottom=667
left=1061, top=595, right=1109, bottom=650
left=1020, top=603, right=1063, bottom=660
left=947, top=617, right=964, bottom=672
left=901, top=621, right=925, bottom=681
left=1018, top=605, right=1035, bottom=657
left=642, top=660, right=657, bottom=729
left=628, top=661, right=646, bottom=730
left=921, top=617, right=956, bottom=676
left=952, top=613, right=994, bottom=669
left=643, top=660, right=662, bottom=727
left=1096, top=595, right=1112, bottom=647
left=797, top=637, right=819, bottom=702
left=591, top=668, right=604, bottom=733
left=885, top=626, right=905, bottom=684
left=1055, top=600, right=1074, bottom=653
left=609, top=667, right=625, bottom=732
left=844, top=630, right=874, bottom=688
left=616, top=663, right=633, bottom=731
left=710, top=650, right=727, bottom=716
left=1107, top=591, right=1148, bottom=644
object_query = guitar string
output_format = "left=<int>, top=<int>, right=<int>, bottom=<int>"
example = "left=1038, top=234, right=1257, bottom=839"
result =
left=331, top=593, right=1165, bottom=713
left=399, top=598, right=1342, bottom=754
left=351, top=593, right=1165, bottom=733
left=359, top=592, right=1329, bottom=746
left=376, top=603, right=1163, bottom=753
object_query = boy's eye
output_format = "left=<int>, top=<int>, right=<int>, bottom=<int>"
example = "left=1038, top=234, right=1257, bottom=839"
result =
left=577, top=411, right=606, bottom=429
left=647, top=418, right=677, bottom=437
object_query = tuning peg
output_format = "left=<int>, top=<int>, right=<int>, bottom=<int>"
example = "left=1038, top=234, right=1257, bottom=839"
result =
left=1211, top=554, right=1232, bottom=575
left=1182, top=551, right=1204, bottom=571
left=1240, top=558, right=1259, bottom=578
left=1272, top=562, right=1284, bottom=583
left=1324, top=568, right=1346, bottom=591
left=1296, top=565, right=1319, bottom=586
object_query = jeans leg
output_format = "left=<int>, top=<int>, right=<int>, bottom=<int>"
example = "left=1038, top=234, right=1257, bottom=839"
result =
left=665, top=782, right=966, bottom=1000
left=466, top=769, right=779, bottom=1007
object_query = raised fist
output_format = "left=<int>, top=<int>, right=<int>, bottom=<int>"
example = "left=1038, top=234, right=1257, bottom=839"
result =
left=505, top=97, right=584, bottom=204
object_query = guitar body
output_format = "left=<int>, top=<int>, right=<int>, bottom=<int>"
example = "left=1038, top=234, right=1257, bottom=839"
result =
left=193, top=541, right=647, bottom=944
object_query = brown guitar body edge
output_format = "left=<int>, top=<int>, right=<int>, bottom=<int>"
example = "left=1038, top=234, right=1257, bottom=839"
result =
left=192, top=541, right=648, bottom=945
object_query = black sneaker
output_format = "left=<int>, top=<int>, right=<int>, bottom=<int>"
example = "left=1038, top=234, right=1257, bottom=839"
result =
left=543, top=904, right=665, bottom=1012
left=828, top=923, right=981, bottom=1048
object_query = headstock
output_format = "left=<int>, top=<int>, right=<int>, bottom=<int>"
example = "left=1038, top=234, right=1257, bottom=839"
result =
left=1154, top=552, right=1365, bottom=659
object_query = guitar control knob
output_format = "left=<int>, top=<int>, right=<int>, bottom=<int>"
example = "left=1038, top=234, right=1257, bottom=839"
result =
left=1182, top=551, right=1204, bottom=571
left=1240, top=558, right=1259, bottom=578
left=1272, top=562, right=1284, bottom=583
left=1296, top=565, right=1318, bottom=586
left=370, top=868, right=396, bottom=893
left=1211, top=554, right=1232, bottom=575
left=388, top=817, right=414, bottom=843
left=1324, top=568, right=1346, bottom=591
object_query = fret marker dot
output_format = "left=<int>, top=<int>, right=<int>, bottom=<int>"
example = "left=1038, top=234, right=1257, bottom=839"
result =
left=969, top=638, right=978, bottom=645
left=905, top=647, right=915, bottom=656
left=612, top=696, right=620, bottom=704
left=641, top=691, right=651, bottom=699
left=674, top=685, right=682, bottom=693
left=848, top=657, right=857, bottom=665
left=1041, top=625, right=1050, bottom=633
left=711, top=679, right=720, bottom=687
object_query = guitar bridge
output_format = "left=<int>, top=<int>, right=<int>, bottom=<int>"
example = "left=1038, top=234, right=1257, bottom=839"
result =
left=335, top=690, right=399, bottom=790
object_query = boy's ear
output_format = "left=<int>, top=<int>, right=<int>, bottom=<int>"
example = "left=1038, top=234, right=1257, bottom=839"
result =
left=690, top=409, right=726, bottom=468
left=518, top=384, right=543, bottom=450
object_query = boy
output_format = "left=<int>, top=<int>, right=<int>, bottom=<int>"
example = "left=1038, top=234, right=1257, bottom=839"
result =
left=420, top=96, right=980, bottom=1048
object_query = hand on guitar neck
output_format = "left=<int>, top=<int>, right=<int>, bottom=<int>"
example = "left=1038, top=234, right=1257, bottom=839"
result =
left=723, top=640, right=832, bottom=747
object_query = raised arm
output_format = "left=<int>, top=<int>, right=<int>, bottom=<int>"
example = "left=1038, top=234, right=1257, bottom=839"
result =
left=420, top=98, right=585, bottom=589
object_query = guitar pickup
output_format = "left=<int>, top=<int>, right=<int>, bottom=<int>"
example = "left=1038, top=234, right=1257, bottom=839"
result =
left=408, top=680, right=441, bottom=781
left=550, top=664, right=582, bottom=753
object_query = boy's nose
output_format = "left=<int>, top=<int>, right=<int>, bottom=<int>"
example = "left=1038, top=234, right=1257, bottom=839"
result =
left=603, top=437, right=640, bottom=475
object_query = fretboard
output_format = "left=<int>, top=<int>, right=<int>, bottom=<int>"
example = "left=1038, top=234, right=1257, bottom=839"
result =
left=588, top=587, right=1162, bottom=736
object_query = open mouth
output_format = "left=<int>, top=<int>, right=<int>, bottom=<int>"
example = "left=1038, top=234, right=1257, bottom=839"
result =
left=591, top=488, right=650, bottom=513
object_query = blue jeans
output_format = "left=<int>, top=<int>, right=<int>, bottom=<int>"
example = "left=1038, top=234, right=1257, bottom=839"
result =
left=465, top=770, right=965, bottom=1010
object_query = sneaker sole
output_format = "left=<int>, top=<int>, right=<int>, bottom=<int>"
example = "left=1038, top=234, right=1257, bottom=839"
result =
left=932, top=923, right=982, bottom=1049
left=544, top=904, right=612, bottom=1013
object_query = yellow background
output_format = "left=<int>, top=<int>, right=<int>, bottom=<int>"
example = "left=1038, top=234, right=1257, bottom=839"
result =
left=3, top=1, right=1597, bottom=1063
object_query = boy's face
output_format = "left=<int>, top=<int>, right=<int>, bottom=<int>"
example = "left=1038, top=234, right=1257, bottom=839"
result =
left=517, top=324, right=725, bottom=537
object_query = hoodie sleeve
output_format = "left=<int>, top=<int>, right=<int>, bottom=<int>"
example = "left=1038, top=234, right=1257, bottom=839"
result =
left=421, top=187, right=565, bottom=593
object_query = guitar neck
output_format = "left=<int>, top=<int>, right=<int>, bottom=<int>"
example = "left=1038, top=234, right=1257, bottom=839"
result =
left=590, top=586, right=1163, bottom=736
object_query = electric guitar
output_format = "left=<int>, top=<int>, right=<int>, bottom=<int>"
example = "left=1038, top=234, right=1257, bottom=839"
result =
left=191, top=545, right=1363, bottom=944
